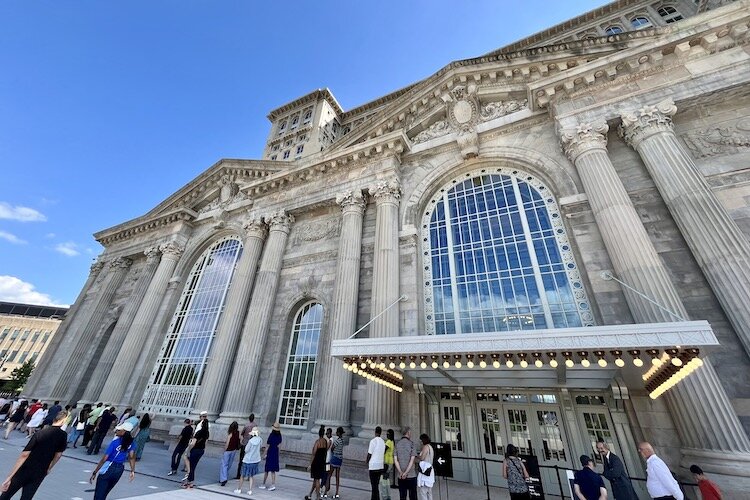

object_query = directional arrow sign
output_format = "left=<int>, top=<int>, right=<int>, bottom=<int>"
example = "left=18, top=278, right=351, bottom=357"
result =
left=431, top=443, right=453, bottom=478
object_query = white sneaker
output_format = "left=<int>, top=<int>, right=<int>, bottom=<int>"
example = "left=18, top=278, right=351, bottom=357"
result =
left=269, top=485, right=276, bottom=491
left=259, top=485, right=266, bottom=489
left=234, top=489, right=242, bottom=494
left=248, top=491, right=253, bottom=496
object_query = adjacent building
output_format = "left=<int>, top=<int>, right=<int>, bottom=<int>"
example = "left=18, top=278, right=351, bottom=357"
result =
left=26, top=0, right=750, bottom=496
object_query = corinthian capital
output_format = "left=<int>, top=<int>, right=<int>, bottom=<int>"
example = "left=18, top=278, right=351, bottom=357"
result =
left=90, top=260, right=105, bottom=276
left=619, top=98, right=677, bottom=149
left=242, top=217, right=268, bottom=240
left=559, top=121, right=609, bottom=163
left=109, top=257, right=132, bottom=269
left=368, top=179, right=401, bottom=205
left=335, top=189, right=367, bottom=215
left=264, top=211, right=295, bottom=233
left=159, top=242, right=184, bottom=259
left=144, top=246, right=161, bottom=262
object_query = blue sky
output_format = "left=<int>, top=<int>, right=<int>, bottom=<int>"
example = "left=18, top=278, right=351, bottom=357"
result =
left=0, top=0, right=606, bottom=306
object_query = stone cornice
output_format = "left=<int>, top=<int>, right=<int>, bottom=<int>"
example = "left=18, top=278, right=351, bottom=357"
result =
left=267, top=88, right=344, bottom=120
left=94, top=209, right=196, bottom=247
left=244, top=130, right=410, bottom=198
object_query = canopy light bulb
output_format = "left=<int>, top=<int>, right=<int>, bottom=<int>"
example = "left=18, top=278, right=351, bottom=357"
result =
left=534, top=360, right=543, bottom=368
left=615, top=358, right=625, bottom=368
left=671, top=357, right=683, bottom=367
left=506, top=360, right=514, bottom=368
left=442, top=361, right=450, bottom=369
left=492, top=360, right=501, bottom=369
left=388, top=362, right=395, bottom=369
left=467, top=360, right=475, bottom=369
left=420, top=361, right=427, bottom=369
left=581, top=359, right=591, bottom=368
left=454, top=361, right=462, bottom=369
left=549, top=359, right=558, bottom=368
left=409, top=361, right=416, bottom=369
left=598, top=359, right=607, bottom=368
left=633, top=358, right=644, bottom=367
left=565, top=359, right=575, bottom=368
left=399, top=362, right=406, bottom=369
left=479, top=360, right=487, bottom=368
left=431, top=361, right=439, bottom=369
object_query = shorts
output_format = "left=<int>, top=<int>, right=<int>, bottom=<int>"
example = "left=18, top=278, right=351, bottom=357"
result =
left=331, top=455, right=343, bottom=468
left=241, top=462, right=259, bottom=478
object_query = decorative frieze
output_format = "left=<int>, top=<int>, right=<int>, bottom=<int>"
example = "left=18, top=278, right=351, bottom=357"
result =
left=479, top=99, right=528, bottom=121
left=559, top=121, right=609, bottom=163
left=682, top=117, right=750, bottom=159
left=619, top=98, right=677, bottom=149
left=412, top=120, right=452, bottom=144
left=290, top=217, right=340, bottom=245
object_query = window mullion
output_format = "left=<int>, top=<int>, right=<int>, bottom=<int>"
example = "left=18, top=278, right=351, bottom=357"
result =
left=442, top=192, right=463, bottom=335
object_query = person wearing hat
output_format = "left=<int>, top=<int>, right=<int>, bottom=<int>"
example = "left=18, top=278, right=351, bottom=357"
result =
left=89, top=421, right=136, bottom=500
left=260, top=422, right=282, bottom=491
left=236, top=427, right=263, bottom=495
left=574, top=455, right=608, bottom=500
left=0, top=410, right=68, bottom=500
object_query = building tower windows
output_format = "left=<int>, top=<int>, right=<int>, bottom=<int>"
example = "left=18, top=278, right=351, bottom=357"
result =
left=140, top=236, right=243, bottom=416
left=422, top=170, right=593, bottom=335
left=657, top=5, right=683, bottom=23
left=277, top=301, right=323, bottom=427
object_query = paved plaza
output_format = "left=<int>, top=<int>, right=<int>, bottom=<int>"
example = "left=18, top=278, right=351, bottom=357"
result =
left=0, top=429, right=509, bottom=500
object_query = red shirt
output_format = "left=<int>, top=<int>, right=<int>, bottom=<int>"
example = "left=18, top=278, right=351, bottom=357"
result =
left=698, top=478, right=722, bottom=500
left=27, top=403, right=42, bottom=416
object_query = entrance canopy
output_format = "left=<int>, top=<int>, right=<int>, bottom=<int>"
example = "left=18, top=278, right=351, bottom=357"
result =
left=331, top=320, right=717, bottom=398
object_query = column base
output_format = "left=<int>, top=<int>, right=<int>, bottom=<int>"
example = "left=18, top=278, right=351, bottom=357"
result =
left=357, top=421, right=400, bottom=439
left=313, top=419, right=351, bottom=435
left=680, top=448, right=750, bottom=496
left=215, top=412, right=243, bottom=425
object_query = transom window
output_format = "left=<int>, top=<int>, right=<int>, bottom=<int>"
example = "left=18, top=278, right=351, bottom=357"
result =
left=422, top=169, right=593, bottom=335
left=658, top=6, right=683, bottom=23
left=278, top=302, right=323, bottom=428
left=604, top=25, right=623, bottom=35
left=630, top=16, right=652, bottom=29
left=140, top=236, right=243, bottom=416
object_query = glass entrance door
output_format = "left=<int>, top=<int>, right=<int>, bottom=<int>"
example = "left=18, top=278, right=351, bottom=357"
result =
left=477, top=404, right=506, bottom=487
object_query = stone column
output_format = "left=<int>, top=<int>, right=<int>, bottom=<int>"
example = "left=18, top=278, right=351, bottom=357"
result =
left=98, top=242, right=184, bottom=406
left=620, top=98, right=750, bottom=357
left=218, top=211, right=294, bottom=423
left=358, top=179, right=401, bottom=437
left=51, top=257, right=132, bottom=401
left=26, top=259, right=105, bottom=397
left=560, top=122, right=750, bottom=476
left=315, top=190, right=366, bottom=430
left=80, top=247, right=161, bottom=402
left=193, top=218, right=267, bottom=419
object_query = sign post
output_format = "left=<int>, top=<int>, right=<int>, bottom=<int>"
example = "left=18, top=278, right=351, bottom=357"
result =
left=520, top=454, right=545, bottom=499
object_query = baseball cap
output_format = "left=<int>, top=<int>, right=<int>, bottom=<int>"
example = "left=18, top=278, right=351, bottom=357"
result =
left=116, top=422, right=135, bottom=433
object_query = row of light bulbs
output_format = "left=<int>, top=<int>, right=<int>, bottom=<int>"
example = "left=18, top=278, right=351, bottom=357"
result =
left=646, top=350, right=704, bottom=399
left=341, top=349, right=685, bottom=371
left=342, top=361, right=404, bottom=392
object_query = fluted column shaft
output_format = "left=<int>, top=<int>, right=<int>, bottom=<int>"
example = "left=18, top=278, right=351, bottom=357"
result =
left=193, top=219, right=267, bottom=419
left=560, top=123, right=750, bottom=469
left=51, top=257, right=132, bottom=401
left=99, top=242, right=183, bottom=406
left=81, top=247, right=161, bottom=402
left=218, top=212, right=294, bottom=422
left=26, top=260, right=105, bottom=398
left=315, top=190, right=366, bottom=429
left=621, top=98, right=750, bottom=358
left=359, top=179, right=401, bottom=437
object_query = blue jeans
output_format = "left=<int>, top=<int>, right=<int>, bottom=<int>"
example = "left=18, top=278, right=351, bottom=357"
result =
left=187, top=448, right=204, bottom=483
left=220, top=450, right=237, bottom=482
left=68, top=428, right=82, bottom=445
left=94, top=462, right=124, bottom=500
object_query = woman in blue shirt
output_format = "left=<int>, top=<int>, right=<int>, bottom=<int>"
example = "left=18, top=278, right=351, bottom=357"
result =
left=89, top=422, right=136, bottom=500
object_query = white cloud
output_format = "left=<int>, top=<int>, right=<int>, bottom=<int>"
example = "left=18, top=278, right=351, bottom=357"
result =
left=0, top=276, right=68, bottom=307
left=54, top=242, right=80, bottom=257
left=45, top=232, right=56, bottom=239
left=0, top=202, right=46, bottom=222
left=0, top=230, right=27, bottom=245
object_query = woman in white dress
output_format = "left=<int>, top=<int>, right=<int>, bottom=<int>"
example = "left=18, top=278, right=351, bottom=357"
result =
left=27, top=403, right=48, bottom=436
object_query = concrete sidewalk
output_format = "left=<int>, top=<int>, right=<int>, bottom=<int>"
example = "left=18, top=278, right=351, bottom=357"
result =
left=0, top=428, right=512, bottom=499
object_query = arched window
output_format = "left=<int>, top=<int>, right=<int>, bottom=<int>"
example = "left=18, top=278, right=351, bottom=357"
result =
left=658, top=6, right=683, bottom=23
left=422, top=169, right=593, bottom=335
left=604, top=25, right=623, bottom=35
left=277, top=302, right=323, bottom=428
left=140, top=236, right=243, bottom=416
left=631, top=16, right=652, bottom=29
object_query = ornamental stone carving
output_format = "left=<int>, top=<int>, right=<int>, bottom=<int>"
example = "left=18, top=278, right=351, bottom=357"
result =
left=369, top=179, right=401, bottom=205
left=144, top=246, right=161, bottom=262
left=198, top=176, right=252, bottom=215
left=412, top=120, right=452, bottom=144
left=619, top=98, right=677, bottom=148
left=682, top=118, right=750, bottom=159
left=159, top=242, right=184, bottom=259
left=479, top=99, right=529, bottom=121
left=242, top=218, right=267, bottom=240
left=109, top=257, right=132, bottom=269
left=559, top=121, right=609, bottom=163
left=456, top=130, right=479, bottom=159
left=447, top=86, right=480, bottom=132
left=291, top=217, right=340, bottom=245
left=336, top=189, right=367, bottom=214
left=264, top=211, right=295, bottom=233
left=90, top=260, right=105, bottom=276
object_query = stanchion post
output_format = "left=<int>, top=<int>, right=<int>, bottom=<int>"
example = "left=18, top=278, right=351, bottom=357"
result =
left=555, top=465, right=565, bottom=499
left=483, top=458, right=491, bottom=500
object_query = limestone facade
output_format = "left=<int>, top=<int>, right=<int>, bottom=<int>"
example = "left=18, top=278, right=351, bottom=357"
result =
left=26, top=0, right=750, bottom=495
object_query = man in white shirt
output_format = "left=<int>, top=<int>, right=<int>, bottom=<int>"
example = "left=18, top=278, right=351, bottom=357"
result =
left=367, top=426, right=386, bottom=500
left=638, top=442, right=683, bottom=500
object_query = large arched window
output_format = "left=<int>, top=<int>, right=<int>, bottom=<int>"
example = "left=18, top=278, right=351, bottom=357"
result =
left=140, top=236, right=243, bottom=416
left=422, top=169, right=593, bottom=335
left=277, top=302, right=323, bottom=428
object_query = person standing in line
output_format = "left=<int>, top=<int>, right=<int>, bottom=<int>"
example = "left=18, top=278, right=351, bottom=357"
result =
left=394, top=427, right=418, bottom=500
left=219, top=421, right=240, bottom=486
left=182, top=411, right=209, bottom=489
left=385, top=429, right=397, bottom=489
left=503, top=443, right=530, bottom=500
left=83, top=402, right=104, bottom=448
left=68, top=404, right=90, bottom=448
left=90, top=421, right=136, bottom=500
left=689, top=465, right=722, bottom=500
left=416, top=434, right=434, bottom=500
left=4, top=400, right=28, bottom=439
left=26, top=403, right=48, bottom=436
left=596, top=441, right=637, bottom=499
left=236, top=427, right=262, bottom=495
left=21, top=400, right=42, bottom=435
left=236, top=413, right=257, bottom=479
left=328, top=426, right=345, bottom=499
left=0, top=410, right=68, bottom=500
left=323, top=427, right=333, bottom=498
left=260, top=422, right=282, bottom=491
left=168, top=418, right=193, bottom=476
left=87, top=407, right=116, bottom=455
left=638, top=442, right=683, bottom=500
left=117, top=408, right=132, bottom=425
left=305, top=425, right=328, bottom=500
left=574, top=455, right=608, bottom=500
left=41, top=401, right=62, bottom=428
left=132, top=413, right=151, bottom=460
left=367, top=426, right=386, bottom=500
left=60, top=405, right=75, bottom=433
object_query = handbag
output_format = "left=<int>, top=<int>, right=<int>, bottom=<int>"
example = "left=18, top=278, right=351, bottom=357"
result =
left=76, top=421, right=85, bottom=431
left=98, top=445, right=125, bottom=475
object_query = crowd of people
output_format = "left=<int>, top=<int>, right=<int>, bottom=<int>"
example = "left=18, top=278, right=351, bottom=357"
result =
left=0, top=397, right=725, bottom=500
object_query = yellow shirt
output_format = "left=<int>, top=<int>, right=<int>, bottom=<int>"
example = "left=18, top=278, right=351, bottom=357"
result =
left=385, top=438, right=395, bottom=465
